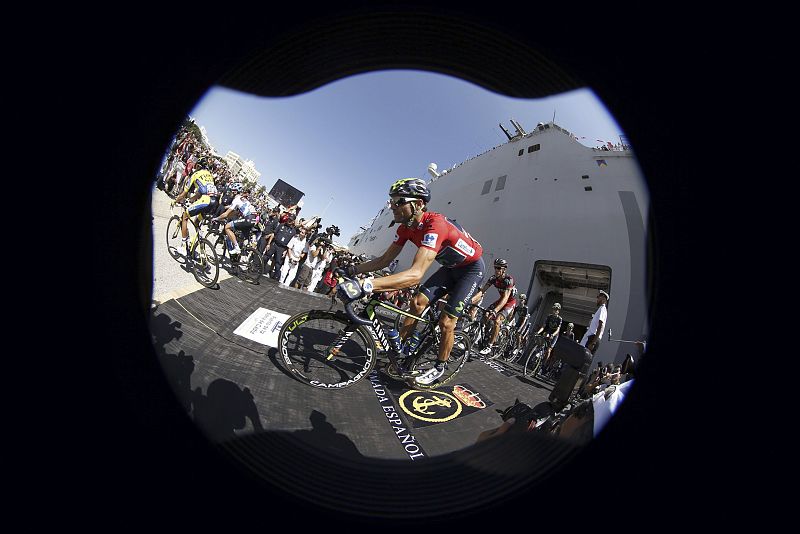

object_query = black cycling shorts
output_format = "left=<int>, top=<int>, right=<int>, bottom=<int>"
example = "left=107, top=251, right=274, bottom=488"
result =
left=419, top=256, right=485, bottom=318
left=229, top=218, right=256, bottom=234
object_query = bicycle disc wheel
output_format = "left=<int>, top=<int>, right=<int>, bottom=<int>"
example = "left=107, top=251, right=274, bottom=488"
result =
left=407, top=329, right=471, bottom=389
left=190, top=237, right=219, bottom=288
left=278, top=310, right=377, bottom=389
left=238, top=247, right=264, bottom=284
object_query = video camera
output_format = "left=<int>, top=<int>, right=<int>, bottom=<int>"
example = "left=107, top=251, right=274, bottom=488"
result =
left=325, top=225, right=341, bottom=238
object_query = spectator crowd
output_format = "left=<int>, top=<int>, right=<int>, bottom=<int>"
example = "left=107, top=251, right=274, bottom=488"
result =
left=156, top=119, right=409, bottom=297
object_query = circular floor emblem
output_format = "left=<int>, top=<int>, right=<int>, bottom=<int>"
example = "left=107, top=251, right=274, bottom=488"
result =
left=398, top=389, right=463, bottom=423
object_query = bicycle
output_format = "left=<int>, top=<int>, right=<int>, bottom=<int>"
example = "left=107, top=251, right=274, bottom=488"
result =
left=165, top=201, right=219, bottom=288
left=278, top=270, right=471, bottom=390
left=207, top=224, right=265, bottom=284
left=458, top=304, right=492, bottom=352
left=522, top=334, right=550, bottom=377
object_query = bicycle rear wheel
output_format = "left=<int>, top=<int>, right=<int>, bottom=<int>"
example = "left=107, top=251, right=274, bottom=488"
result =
left=489, top=328, right=510, bottom=360
left=278, top=310, right=377, bottom=389
left=406, top=329, right=471, bottom=389
left=206, top=230, right=228, bottom=267
left=237, top=246, right=264, bottom=284
left=190, top=237, right=219, bottom=288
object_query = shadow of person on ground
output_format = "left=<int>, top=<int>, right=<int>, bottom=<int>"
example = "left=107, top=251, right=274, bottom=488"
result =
left=158, top=350, right=196, bottom=412
left=191, top=379, right=264, bottom=442
left=292, top=410, right=363, bottom=460
left=150, top=312, right=183, bottom=349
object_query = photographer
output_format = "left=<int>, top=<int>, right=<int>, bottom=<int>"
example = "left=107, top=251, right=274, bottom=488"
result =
left=279, top=225, right=309, bottom=285
left=304, top=238, right=334, bottom=292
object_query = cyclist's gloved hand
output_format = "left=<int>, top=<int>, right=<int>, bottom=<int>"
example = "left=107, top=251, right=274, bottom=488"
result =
left=344, top=264, right=358, bottom=278
left=336, top=278, right=365, bottom=303
left=360, top=276, right=374, bottom=297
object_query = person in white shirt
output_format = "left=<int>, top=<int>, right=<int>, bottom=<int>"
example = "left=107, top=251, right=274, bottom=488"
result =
left=580, top=290, right=609, bottom=355
left=280, top=227, right=309, bottom=285
left=213, top=187, right=256, bottom=255
left=294, top=240, right=321, bottom=290
left=306, top=240, right=334, bottom=292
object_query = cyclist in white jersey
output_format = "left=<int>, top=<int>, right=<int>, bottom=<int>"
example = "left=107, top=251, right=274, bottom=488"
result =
left=213, top=187, right=256, bottom=255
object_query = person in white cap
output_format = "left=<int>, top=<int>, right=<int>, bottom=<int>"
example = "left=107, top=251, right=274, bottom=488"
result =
left=580, top=290, right=609, bottom=355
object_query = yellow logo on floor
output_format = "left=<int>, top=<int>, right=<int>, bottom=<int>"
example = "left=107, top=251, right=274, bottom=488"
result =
left=398, top=389, right=463, bottom=423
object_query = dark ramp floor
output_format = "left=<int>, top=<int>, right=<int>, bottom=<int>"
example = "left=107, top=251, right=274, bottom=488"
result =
left=149, top=275, right=556, bottom=461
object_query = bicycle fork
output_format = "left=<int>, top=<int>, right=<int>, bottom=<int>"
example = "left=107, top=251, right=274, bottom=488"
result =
left=326, top=327, right=357, bottom=361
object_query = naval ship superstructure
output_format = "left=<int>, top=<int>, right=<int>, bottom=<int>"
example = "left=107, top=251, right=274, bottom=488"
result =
left=348, top=120, right=650, bottom=366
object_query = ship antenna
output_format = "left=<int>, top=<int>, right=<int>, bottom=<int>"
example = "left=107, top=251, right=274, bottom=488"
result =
left=499, top=123, right=513, bottom=141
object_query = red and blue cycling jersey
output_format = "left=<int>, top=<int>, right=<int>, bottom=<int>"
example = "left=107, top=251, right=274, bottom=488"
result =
left=486, top=274, right=517, bottom=308
left=393, top=212, right=483, bottom=268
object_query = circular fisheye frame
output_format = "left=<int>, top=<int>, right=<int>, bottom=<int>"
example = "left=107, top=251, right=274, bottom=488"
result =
left=147, top=12, right=652, bottom=519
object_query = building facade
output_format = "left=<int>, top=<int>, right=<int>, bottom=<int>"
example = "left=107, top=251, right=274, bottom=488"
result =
left=224, top=151, right=262, bottom=184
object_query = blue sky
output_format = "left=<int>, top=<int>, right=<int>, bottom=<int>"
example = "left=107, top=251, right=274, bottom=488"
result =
left=186, top=70, right=624, bottom=244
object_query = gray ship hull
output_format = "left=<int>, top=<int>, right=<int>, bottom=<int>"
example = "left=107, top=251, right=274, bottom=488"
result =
left=349, top=122, right=649, bottom=366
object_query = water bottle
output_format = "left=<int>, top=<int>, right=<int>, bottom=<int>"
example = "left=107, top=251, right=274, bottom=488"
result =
left=386, top=329, right=403, bottom=353
left=403, top=331, right=422, bottom=355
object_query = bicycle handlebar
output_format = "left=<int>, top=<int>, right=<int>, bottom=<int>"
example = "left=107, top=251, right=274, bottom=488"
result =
left=333, top=268, right=372, bottom=326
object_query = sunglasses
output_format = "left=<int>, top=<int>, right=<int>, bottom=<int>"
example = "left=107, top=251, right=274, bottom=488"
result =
left=387, top=197, right=415, bottom=208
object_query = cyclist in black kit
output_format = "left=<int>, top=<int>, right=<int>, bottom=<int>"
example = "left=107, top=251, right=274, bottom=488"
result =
left=535, top=302, right=564, bottom=373
left=510, top=293, right=531, bottom=358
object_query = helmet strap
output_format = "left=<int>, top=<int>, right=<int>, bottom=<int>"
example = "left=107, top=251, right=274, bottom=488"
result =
left=404, top=201, right=422, bottom=227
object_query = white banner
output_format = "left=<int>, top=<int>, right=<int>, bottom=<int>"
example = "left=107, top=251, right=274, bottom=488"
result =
left=233, top=307, right=292, bottom=347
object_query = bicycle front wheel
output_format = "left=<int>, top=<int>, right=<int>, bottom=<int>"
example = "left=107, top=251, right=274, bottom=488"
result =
left=407, top=329, right=471, bottom=389
left=165, top=215, right=189, bottom=261
left=190, top=237, right=219, bottom=288
left=236, top=246, right=264, bottom=284
left=278, top=310, right=377, bottom=389
left=523, top=346, right=544, bottom=377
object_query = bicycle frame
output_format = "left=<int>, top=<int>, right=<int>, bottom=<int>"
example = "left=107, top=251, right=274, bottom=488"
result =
left=336, top=279, right=437, bottom=377
left=172, top=202, right=211, bottom=250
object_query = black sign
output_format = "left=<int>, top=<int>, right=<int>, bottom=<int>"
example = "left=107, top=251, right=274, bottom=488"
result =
left=269, top=179, right=304, bottom=207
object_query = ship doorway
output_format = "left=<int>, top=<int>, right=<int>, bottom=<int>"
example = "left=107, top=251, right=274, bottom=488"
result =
left=526, top=260, right=611, bottom=341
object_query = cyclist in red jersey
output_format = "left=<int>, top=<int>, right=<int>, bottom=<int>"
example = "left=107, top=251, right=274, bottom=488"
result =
left=471, top=258, right=518, bottom=355
left=343, top=178, right=485, bottom=385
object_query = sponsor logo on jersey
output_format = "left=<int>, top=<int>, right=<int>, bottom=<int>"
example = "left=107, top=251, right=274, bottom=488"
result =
left=421, top=233, right=438, bottom=248
left=454, top=238, right=475, bottom=257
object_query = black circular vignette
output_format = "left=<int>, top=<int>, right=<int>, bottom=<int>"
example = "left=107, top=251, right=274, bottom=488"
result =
left=95, top=5, right=690, bottom=528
